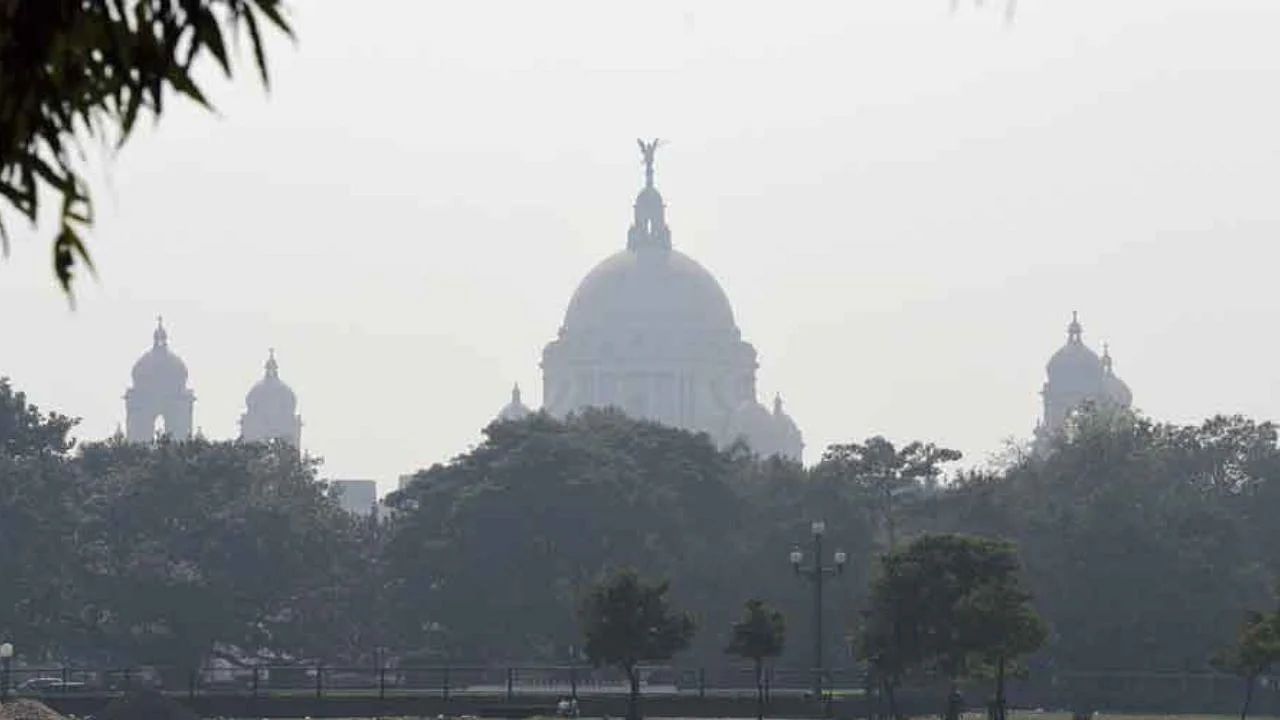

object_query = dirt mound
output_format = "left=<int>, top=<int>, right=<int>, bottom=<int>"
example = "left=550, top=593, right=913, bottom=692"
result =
left=97, top=690, right=198, bottom=720
left=0, top=699, right=67, bottom=720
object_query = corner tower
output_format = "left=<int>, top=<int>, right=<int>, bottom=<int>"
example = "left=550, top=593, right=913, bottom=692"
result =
left=125, top=317, right=195, bottom=442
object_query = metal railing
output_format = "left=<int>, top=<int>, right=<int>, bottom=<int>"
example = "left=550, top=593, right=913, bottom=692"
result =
left=0, top=663, right=867, bottom=701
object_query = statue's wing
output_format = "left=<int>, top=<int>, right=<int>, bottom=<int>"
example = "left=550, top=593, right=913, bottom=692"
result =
left=637, top=138, right=646, bottom=154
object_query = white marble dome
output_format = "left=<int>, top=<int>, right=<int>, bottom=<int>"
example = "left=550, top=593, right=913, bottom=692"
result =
left=563, top=247, right=738, bottom=335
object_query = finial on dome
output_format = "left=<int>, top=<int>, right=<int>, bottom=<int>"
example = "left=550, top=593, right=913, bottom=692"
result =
left=773, top=393, right=784, bottom=415
left=1101, top=342, right=1113, bottom=373
left=638, top=138, right=661, bottom=188
left=265, top=348, right=279, bottom=377
left=512, top=383, right=522, bottom=403
left=627, top=138, right=673, bottom=251
left=1067, top=311, right=1082, bottom=343
left=154, top=315, right=168, bottom=347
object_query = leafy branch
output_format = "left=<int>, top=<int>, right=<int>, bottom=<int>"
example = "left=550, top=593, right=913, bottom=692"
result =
left=0, top=0, right=292, bottom=296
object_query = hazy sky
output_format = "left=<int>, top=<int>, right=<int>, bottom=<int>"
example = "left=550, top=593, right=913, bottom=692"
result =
left=4, top=1, right=1279, bottom=494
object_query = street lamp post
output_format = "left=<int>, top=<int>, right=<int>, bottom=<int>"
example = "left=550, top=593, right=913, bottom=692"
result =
left=0, top=641, right=14, bottom=704
left=790, top=520, right=846, bottom=700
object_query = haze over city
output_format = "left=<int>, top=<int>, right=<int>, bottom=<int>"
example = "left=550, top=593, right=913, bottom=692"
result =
left=4, top=0, right=1279, bottom=492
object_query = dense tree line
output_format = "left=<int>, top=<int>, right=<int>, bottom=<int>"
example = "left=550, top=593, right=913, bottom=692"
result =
left=5, top=377, right=1280, bottom=693
left=0, top=378, right=363, bottom=674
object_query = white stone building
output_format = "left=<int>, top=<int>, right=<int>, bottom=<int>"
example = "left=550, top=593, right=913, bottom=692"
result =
left=506, top=141, right=803, bottom=461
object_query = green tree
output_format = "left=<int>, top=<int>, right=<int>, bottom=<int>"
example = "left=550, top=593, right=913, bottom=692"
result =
left=819, top=437, right=960, bottom=549
left=69, top=437, right=359, bottom=674
left=932, top=407, right=1277, bottom=678
left=862, top=534, right=1042, bottom=720
left=0, top=0, right=291, bottom=293
left=0, top=378, right=81, bottom=655
left=725, top=599, right=785, bottom=720
left=1214, top=609, right=1280, bottom=720
left=580, top=569, right=695, bottom=720
left=954, top=577, right=1046, bottom=720
left=382, top=409, right=742, bottom=664
left=0, top=378, right=77, bottom=457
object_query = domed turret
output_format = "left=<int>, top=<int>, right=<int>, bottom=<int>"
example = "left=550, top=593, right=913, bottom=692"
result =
left=496, top=383, right=532, bottom=422
left=131, top=318, right=189, bottom=390
left=245, top=350, right=298, bottom=415
left=1036, top=312, right=1133, bottom=453
left=1046, top=311, right=1102, bottom=379
left=124, top=317, right=195, bottom=442
left=1101, top=344, right=1133, bottom=407
left=241, top=349, right=302, bottom=445
left=771, top=395, right=804, bottom=461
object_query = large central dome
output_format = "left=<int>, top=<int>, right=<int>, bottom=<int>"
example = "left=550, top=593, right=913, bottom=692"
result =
left=563, top=247, right=738, bottom=334
left=536, top=140, right=804, bottom=461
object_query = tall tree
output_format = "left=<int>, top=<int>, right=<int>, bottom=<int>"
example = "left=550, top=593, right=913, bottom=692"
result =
left=819, top=437, right=960, bottom=549
left=725, top=599, right=786, bottom=720
left=0, top=0, right=291, bottom=292
left=580, top=569, right=695, bottom=720
left=954, top=576, right=1046, bottom=720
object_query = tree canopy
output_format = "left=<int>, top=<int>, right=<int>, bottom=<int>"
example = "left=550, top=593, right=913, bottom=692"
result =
left=2, top=385, right=358, bottom=670
left=861, top=534, right=1044, bottom=719
left=5, top=379, right=1280, bottom=713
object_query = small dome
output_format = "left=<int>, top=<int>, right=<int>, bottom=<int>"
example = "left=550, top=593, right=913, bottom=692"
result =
left=1101, top=345, right=1133, bottom=406
left=497, top=384, right=532, bottom=422
left=563, top=248, right=738, bottom=334
left=246, top=350, right=297, bottom=415
left=772, top=394, right=802, bottom=440
left=727, top=399, right=782, bottom=457
left=131, top=318, right=188, bottom=389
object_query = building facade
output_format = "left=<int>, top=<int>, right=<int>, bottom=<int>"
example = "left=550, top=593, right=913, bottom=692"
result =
left=331, top=479, right=379, bottom=517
